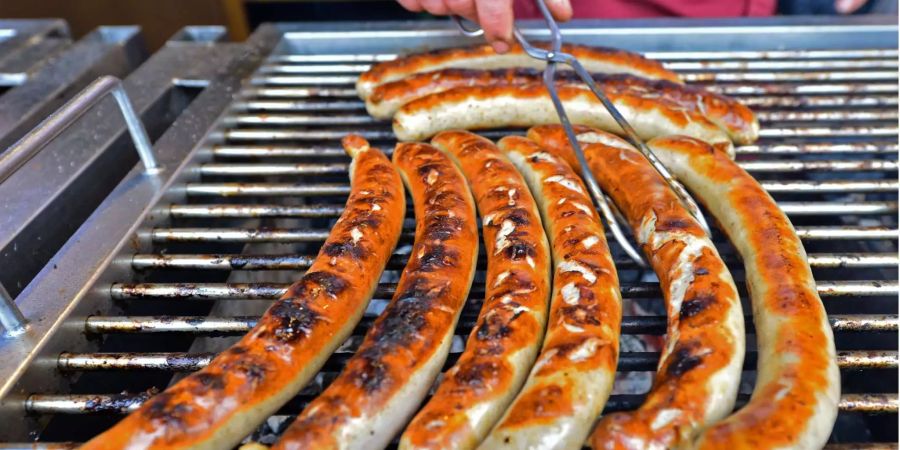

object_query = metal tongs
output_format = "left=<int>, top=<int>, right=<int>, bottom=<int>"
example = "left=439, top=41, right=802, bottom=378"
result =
left=452, top=2, right=712, bottom=267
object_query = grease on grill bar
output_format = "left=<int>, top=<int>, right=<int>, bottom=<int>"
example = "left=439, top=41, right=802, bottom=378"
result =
left=108, top=279, right=899, bottom=300
left=80, top=314, right=898, bottom=334
left=57, top=350, right=896, bottom=372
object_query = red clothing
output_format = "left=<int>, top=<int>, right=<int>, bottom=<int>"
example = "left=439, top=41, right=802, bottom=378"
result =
left=514, top=0, right=777, bottom=18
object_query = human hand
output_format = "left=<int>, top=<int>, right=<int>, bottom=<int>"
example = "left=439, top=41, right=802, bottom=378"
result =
left=395, top=0, right=573, bottom=53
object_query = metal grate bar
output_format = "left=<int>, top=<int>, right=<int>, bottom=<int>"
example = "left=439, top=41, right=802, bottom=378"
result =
left=55, top=350, right=897, bottom=372
left=166, top=201, right=898, bottom=218
left=757, top=126, right=898, bottom=138
left=735, top=143, right=898, bottom=155
left=256, top=59, right=899, bottom=74
left=81, top=314, right=898, bottom=335
left=147, top=226, right=896, bottom=243
left=736, top=160, right=897, bottom=172
left=181, top=180, right=898, bottom=197
left=682, top=71, right=900, bottom=83
left=757, top=110, right=898, bottom=122
left=197, top=163, right=349, bottom=176
left=205, top=143, right=899, bottom=158
left=168, top=203, right=347, bottom=218
left=231, top=100, right=366, bottom=111
left=224, top=129, right=395, bottom=140
left=239, top=87, right=358, bottom=98
left=207, top=146, right=348, bottom=158
left=707, top=83, right=896, bottom=96
left=229, top=95, right=900, bottom=112
left=196, top=160, right=895, bottom=176
left=248, top=71, right=900, bottom=86
left=21, top=392, right=898, bottom=415
left=217, top=111, right=897, bottom=126
left=739, top=95, right=898, bottom=108
left=223, top=114, right=378, bottom=126
left=239, top=84, right=898, bottom=99
left=108, top=280, right=898, bottom=300
left=224, top=127, right=900, bottom=141
left=129, top=253, right=899, bottom=270
left=265, top=49, right=898, bottom=63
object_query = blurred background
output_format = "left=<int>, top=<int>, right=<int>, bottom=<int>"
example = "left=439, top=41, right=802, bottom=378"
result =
left=0, top=0, right=896, bottom=50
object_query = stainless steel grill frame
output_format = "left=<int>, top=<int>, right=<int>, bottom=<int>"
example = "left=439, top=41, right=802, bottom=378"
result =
left=0, top=16, right=896, bottom=447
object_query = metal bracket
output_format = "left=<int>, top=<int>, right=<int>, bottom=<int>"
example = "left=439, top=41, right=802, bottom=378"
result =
left=0, top=75, right=156, bottom=335
left=0, top=75, right=157, bottom=184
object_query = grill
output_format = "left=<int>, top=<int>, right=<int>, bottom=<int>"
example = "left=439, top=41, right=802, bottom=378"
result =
left=0, top=17, right=897, bottom=448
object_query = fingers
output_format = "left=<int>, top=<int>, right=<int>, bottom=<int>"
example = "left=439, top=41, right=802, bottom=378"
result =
left=835, top=0, right=867, bottom=13
left=544, top=0, right=573, bottom=21
left=418, top=0, right=451, bottom=15
left=475, top=0, right=515, bottom=52
left=396, top=0, right=424, bottom=12
left=394, top=0, right=519, bottom=54
left=445, top=0, right=479, bottom=22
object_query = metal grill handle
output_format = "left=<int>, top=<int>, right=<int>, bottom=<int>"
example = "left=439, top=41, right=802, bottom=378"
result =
left=0, top=75, right=158, bottom=184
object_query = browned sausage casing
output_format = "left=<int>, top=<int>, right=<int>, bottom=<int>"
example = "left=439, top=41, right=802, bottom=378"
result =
left=400, top=131, right=551, bottom=450
left=357, top=42, right=681, bottom=99
left=528, top=125, right=745, bottom=449
left=647, top=135, right=840, bottom=450
left=392, top=84, right=735, bottom=158
left=367, top=68, right=758, bottom=144
left=271, top=141, right=479, bottom=450
left=81, top=135, right=405, bottom=450
left=481, top=136, right=622, bottom=449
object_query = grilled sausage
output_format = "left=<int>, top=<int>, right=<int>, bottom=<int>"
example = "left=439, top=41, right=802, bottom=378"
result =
left=272, top=142, right=479, bottom=450
left=367, top=69, right=758, bottom=144
left=480, top=135, right=623, bottom=449
left=527, top=125, right=745, bottom=449
left=357, top=42, right=680, bottom=99
left=400, top=131, right=551, bottom=450
left=646, top=135, right=840, bottom=450
left=81, top=135, right=405, bottom=450
left=392, top=84, right=735, bottom=158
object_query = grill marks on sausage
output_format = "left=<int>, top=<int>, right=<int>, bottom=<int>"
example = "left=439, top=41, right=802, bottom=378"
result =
left=270, top=142, right=475, bottom=449
left=349, top=279, right=449, bottom=393
left=142, top=392, right=191, bottom=431
left=400, top=132, right=550, bottom=449
left=665, top=344, right=706, bottom=378
left=358, top=42, right=679, bottom=95
left=268, top=298, right=323, bottom=343
left=681, top=292, right=715, bottom=319
left=81, top=140, right=407, bottom=450
left=528, top=126, right=744, bottom=450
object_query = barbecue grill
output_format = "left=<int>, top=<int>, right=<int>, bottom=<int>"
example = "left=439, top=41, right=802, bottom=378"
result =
left=0, top=16, right=896, bottom=448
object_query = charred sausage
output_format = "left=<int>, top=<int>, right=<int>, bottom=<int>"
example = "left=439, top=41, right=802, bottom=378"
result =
left=367, top=69, right=757, bottom=145
left=357, top=42, right=680, bottom=99
left=527, top=125, right=745, bottom=449
left=400, top=131, right=551, bottom=450
left=480, top=135, right=623, bottom=449
left=272, top=141, right=479, bottom=450
left=647, top=135, right=840, bottom=450
left=81, top=135, right=405, bottom=450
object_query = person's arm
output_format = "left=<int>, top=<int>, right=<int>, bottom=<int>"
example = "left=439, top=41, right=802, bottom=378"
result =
left=396, top=0, right=572, bottom=52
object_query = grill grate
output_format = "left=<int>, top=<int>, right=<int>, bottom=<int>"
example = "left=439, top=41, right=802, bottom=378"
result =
left=2, top=25, right=897, bottom=449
